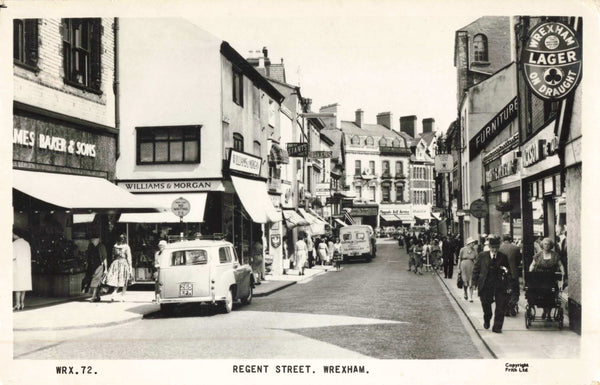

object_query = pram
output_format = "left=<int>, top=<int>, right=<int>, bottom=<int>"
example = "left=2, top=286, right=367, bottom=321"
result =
left=524, top=271, right=565, bottom=329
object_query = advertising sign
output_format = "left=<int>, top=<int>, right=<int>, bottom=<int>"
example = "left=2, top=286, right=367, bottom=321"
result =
left=315, top=183, right=331, bottom=197
left=229, top=149, right=261, bottom=175
left=469, top=97, right=518, bottom=160
left=434, top=154, right=454, bottom=173
left=308, top=151, right=332, bottom=159
left=522, top=21, right=582, bottom=101
left=469, top=199, right=488, bottom=219
left=286, top=142, right=309, bottom=157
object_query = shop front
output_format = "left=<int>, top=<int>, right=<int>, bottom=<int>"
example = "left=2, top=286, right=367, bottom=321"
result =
left=379, top=203, right=412, bottom=229
left=348, top=203, right=378, bottom=228
left=13, top=108, right=164, bottom=297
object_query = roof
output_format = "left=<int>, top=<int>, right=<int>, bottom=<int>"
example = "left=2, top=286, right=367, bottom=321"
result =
left=420, top=131, right=437, bottom=146
left=340, top=121, right=407, bottom=146
left=165, top=238, right=232, bottom=249
left=321, top=128, right=343, bottom=160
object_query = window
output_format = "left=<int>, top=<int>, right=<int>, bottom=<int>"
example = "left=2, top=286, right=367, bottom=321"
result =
left=473, top=34, right=488, bottom=62
left=62, top=18, right=102, bottom=92
left=392, top=139, right=402, bottom=147
left=396, top=185, right=404, bottom=201
left=219, top=247, right=233, bottom=264
left=137, top=125, right=201, bottom=164
left=369, top=161, right=375, bottom=175
left=366, top=137, right=374, bottom=146
left=253, top=141, right=261, bottom=158
left=356, top=186, right=362, bottom=199
left=232, top=66, right=244, bottom=106
left=379, top=137, right=388, bottom=146
left=171, top=249, right=208, bottom=266
left=382, top=185, right=390, bottom=202
left=351, top=136, right=361, bottom=145
left=382, top=161, right=390, bottom=175
left=233, top=133, right=244, bottom=152
left=370, top=186, right=376, bottom=202
left=395, top=161, right=403, bottom=176
left=13, top=19, right=38, bottom=69
left=342, top=233, right=352, bottom=241
left=355, top=160, right=361, bottom=175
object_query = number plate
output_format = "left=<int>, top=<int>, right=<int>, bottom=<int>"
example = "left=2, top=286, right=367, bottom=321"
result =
left=179, top=282, right=193, bottom=296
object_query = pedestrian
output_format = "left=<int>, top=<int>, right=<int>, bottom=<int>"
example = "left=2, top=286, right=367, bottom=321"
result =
left=294, top=232, right=308, bottom=275
left=105, top=234, right=133, bottom=302
left=251, top=238, right=264, bottom=283
left=318, top=237, right=329, bottom=266
left=327, top=236, right=335, bottom=266
left=459, top=237, right=478, bottom=302
left=153, top=239, right=167, bottom=279
left=498, top=234, right=521, bottom=315
left=557, top=227, right=568, bottom=284
left=412, top=239, right=424, bottom=275
left=442, top=236, right=454, bottom=279
left=472, top=235, right=512, bottom=333
left=84, top=234, right=108, bottom=302
left=529, top=237, right=566, bottom=321
left=404, top=233, right=411, bottom=253
left=305, top=232, right=315, bottom=268
left=13, top=228, right=32, bottom=311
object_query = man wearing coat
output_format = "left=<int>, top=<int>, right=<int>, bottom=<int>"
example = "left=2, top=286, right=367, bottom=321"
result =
left=498, top=234, right=522, bottom=315
left=472, top=235, right=512, bottom=333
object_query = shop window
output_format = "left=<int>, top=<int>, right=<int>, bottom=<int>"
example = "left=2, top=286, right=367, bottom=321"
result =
left=232, top=66, right=244, bottom=106
left=355, top=160, right=361, bottom=175
left=137, top=125, right=201, bottom=164
left=13, top=19, right=39, bottom=69
left=233, top=133, right=244, bottom=152
left=473, top=34, right=488, bottom=62
left=62, top=18, right=102, bottom=92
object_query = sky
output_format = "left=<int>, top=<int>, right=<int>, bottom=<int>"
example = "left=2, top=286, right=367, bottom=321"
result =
left=191, top=3, right=477, bottom=135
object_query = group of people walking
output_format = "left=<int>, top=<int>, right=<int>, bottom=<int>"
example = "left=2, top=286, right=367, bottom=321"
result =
left=293, top=231, right=341, bottom=275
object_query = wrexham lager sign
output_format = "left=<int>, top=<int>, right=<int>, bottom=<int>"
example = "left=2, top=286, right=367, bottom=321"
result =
left=522, top=21, right=582, bottom=101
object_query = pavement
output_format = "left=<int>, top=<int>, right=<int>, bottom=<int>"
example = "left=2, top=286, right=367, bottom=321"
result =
left=13, top=242, right=580, bottom=359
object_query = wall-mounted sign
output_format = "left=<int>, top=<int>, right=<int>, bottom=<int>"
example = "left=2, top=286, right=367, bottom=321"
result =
left=13, top=128, right=97, bottom=157
left=349, top=205, right=378, bottom=216
left=308, top=151, right=332, bottom=159
left=522, top=136, right=559, bottom=167
left=315, top=183, right=331, bottom=197
left=486, top=152, right=519, bottom=182
left=522, top=21, right=582, bottom=101
left=229, top=149, right=261, bottom=176
left=434, top=154, right=454, bottom=173
left=118, top=179, right=224, bottom=193
left=469, top=97, right=518, bottom=160
left=286, top=142, right=309, bottom=157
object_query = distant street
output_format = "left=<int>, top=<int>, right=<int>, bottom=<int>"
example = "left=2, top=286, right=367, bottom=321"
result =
left=15, top=239, right=483, bottom=359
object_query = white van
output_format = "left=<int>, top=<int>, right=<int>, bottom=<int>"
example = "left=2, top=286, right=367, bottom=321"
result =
left=339, top=225, right=376, bottom=262
left=155, top=238, right=254, bottom=314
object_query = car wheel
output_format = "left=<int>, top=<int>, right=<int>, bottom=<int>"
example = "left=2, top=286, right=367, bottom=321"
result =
left=241, top=285, right=253, bottom=305
left=160, top=304, right=175, bottom=316
left=222, top=288, right=233, bottom=313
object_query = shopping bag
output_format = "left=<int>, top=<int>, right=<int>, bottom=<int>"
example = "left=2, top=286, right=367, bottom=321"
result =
left=457, top=272, right=464, bottom=289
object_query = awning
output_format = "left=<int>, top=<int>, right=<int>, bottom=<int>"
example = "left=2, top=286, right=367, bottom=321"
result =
left=298, top=208, right=327, bottom=235
left=380, top=214, right=400, bottom=222
left=268, top=143, right=290, bottom=165
left=308, top=208, right=328, bottom=223
left=119, top=193, right=207, bottom=223
left=73, top=213, right=96, bottom=224
left=13, top=169, right=166, bottom=213
left=397, top=214, right=413, bottom=222
left=334, top=218, right=347, bottom=227
left=414, top=214, right=430, bottom=221
left=231, top=175, right=280, bottom=223
left=282, top=209, right=310, bottom=228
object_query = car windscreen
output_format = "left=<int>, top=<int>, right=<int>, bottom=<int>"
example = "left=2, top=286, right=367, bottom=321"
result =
left=169, top=249, right=208, bottom=266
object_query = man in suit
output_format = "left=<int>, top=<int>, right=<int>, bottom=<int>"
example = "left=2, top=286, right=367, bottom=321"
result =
left=498, top=234, right=522, bottom=315
left=441, top=236, right=454, bottom=279
left=472, top=235, right=512, bottom=333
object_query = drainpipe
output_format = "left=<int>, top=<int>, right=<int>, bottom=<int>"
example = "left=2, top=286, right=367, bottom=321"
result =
left=113, top=18, right=120, bottom=159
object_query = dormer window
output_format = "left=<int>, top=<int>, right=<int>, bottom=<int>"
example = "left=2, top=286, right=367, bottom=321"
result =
left=473, top=34, right=488, bottom=62
left=366, top=136, right=374, bottom=146
left=351, top=135, right=361, bottom=145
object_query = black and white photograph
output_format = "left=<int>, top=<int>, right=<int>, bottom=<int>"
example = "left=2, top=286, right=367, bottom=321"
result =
left=1, top=0, right=598, bottom=384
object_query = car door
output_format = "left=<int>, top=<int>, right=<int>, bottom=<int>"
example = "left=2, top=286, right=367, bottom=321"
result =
left=160, top=247, right=211, bottom=299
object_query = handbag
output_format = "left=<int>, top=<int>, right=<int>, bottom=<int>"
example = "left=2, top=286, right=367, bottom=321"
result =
left=457, top=271, right=464, bottom=289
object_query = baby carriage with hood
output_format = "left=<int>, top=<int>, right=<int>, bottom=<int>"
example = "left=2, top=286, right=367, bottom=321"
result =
left=524, top=271, right=565, bottom=329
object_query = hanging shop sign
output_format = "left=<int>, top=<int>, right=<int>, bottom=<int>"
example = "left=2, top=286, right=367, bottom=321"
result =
left=286, top=142, right=309, bottom=157
left=229, top=149, right=261, bottom=176
left=434, top=154, right=454, bottom=173
left=171, top=197, right=191, bottom=219
left=350, top=205, right=378, bottom=216
left=315, top=183, right=331, bottom=197
left=308, top=151, right=332, bottom=159
left=522, top=21, right=582, bottom=101
left=469, top=97, right=519, bottom=160
left=469, top=199, right=488, bottom=219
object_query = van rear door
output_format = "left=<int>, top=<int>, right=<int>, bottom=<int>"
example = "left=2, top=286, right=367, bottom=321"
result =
left=159, top=248, right=211, bottom=299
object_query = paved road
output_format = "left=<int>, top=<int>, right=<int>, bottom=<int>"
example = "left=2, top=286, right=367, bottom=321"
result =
left=14, top=240, right=483, bottom=359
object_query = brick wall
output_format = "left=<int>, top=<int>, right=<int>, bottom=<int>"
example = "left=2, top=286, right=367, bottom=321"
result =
left=14, top=18, right=116, bottom=128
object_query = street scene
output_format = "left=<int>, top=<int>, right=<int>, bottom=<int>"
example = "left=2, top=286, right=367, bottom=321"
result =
left=5, top=3, right=594, bottom=384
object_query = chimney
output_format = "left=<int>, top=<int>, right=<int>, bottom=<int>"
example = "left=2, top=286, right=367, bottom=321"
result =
left=376, top=112, right=395, bottom=131
left=423, top=118, right=435, bottom=133
left=319, top=103, right=341, bottom=130
left=355, top=109, right=364, bottom=128
left=262, top=46, right=268, bottom=58
left=400, top=115, right=417, bottom=138
left=302, top=98, right=312, bottom=112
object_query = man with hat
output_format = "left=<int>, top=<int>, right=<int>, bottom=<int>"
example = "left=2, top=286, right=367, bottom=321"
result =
left=472, top=234, right=512, bottom=333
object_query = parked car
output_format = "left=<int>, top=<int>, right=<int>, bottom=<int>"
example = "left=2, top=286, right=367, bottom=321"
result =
left=155, top=237, right=254, bottom=315
left=339, top=225, right=376, bottom=262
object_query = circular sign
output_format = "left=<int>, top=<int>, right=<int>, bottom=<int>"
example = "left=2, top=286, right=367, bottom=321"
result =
left=522, top=21, right=582, bottom=101
left=470, top=199, right=488, bottom=219
left=171, top=197, right=191, bottom=218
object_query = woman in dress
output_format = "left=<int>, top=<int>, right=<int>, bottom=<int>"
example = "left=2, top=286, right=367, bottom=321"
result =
left=13, top=229, right=32, bottom=311
left=529, top=237, right=565, bottom=320
left=318, top=237, right=329, bottom=266
left=294, top=232, right=308, bottom=276
left=459, top=237, right=479, bottom=302
left=86, top=235, right=107, bottom=302
left=106, top=234, right=133, bottom=301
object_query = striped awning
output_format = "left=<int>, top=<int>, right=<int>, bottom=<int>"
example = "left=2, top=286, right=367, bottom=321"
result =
left=380, top=214, right=400, bottom=222
left=268, top=143, right=290, bottom=165
left=334, top=218, right=347, bottom=227
left=282, top=209, right=310, bottom=228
